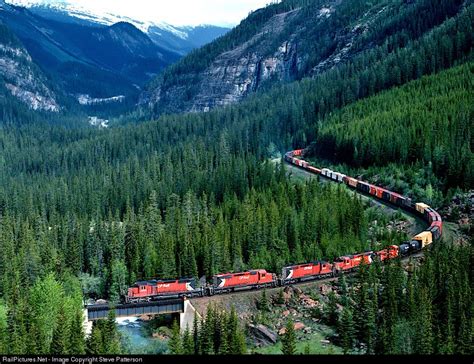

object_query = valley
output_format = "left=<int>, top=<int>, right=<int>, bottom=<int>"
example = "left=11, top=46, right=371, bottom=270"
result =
left=0, top=0, right=472, bottom=358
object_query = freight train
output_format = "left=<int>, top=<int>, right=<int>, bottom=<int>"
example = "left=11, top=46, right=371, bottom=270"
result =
left=123, top=150, right=443, bottom=303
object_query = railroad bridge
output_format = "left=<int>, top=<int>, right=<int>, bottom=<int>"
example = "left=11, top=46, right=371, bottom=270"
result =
left=83, top=298, right=199, bottom=335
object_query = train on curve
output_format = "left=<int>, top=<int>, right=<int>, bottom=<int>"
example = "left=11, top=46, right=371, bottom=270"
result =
left=123, top=150, right=443, bottom=303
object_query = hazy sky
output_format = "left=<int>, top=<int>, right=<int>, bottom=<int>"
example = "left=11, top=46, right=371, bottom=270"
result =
left=7, top=0, right=275, bottom=26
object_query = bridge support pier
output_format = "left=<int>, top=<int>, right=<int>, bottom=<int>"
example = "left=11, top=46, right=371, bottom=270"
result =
left=83, top=309, right=93, bottom=337
left=179, top=299, right=200, bottom=333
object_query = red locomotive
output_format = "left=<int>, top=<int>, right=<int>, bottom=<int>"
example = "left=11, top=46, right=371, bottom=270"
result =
left=334, top=252, right=373, bottom=273
left=281, top=261, right=334, bottom=283
left=125, top=278, right=202, bottom=303
left=209, top=269, right=276, bottom=294
left=375, top=245, right=399, bottom=261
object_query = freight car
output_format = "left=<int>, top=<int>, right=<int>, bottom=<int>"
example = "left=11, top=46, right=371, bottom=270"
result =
left=284, top=149, right=443, bottom=258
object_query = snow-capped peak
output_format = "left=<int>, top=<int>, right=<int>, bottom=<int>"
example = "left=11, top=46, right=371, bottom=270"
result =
left=5, top=0, right=191, bottom=39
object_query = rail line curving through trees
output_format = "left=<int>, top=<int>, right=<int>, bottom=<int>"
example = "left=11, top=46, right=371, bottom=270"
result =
left=89, top=149, right=443, bottom=306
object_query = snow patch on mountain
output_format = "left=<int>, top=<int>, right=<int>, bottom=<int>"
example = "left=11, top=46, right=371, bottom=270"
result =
left=6, top=0, right=191, bottom=39
left=77, top=94, right=125, bottom=105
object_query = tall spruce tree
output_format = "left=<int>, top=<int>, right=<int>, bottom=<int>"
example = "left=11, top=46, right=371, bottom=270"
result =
left=281, top=319, right=296, bottom=355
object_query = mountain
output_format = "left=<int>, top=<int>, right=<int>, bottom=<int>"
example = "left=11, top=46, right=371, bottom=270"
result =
left=0, top=20, right=59, bottom=113
left=140, top=0, right=469, bottom=115
left=147, top=25, right=230, bottom=56
left=8, top=0, right=230, bottom=55
left=0, top=0, right=183, bottom=109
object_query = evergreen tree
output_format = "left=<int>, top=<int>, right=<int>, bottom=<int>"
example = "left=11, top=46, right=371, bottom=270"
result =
left=68, top=310, right=86, bottom=354
left=87, top=323, right=104, bottom=354
left=415, top=288, right=433, bottom=354
left=104, top=310, right=122, bottom=354
left=227, top=306, right=246, bottom=354
left=182, top=325, right=194, bottom=355
left=339, top=306, right=355, bottom=354
left=192, top=314, right=200, bottom=355
left=51, top=307, right=68, bottom=355
left=281, top=319, right=296, bottom=355
left=169, top=319, right=183, bottom=354
left=257, top=290, right=270, bottom=312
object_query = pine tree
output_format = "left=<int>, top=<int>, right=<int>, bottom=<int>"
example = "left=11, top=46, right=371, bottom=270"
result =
left=0, top=305, right=8, bottom=354
left=456, top=311, right=473, bottom=355
left=68, top=310, right=86, bottom=354
left=108, top=260, right=128, bottom=304
left=326, top=291, right=339, bottom=326
left=276, top=289, right=285, bottom=305
left=415, top=288, right=433, bottom=354
left=86, top=322, right=103, bottom=354
left=218, top=324, right=229, bottom=355
left=257, top=290, right=270, bottom=312
left=182, top=325, right=194, bottom=355
left=227, top=306, right=246, bottom=354
left=281, top=319, right=296, bottom=355
left=169, top=319, right=183, bottom=354
left=104, top=310, right=122, bottom=354
left=192, top=314, right=200, bottom=355
left=339, top=306, right=355, bottom=354
left=304, top=343, right=310, bottom=355
left=199, top=307, right=215, bottom=354
left=51, top=307, right=68, bottom=354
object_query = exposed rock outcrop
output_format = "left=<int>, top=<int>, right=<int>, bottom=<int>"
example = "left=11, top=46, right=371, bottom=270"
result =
left=248, top=324, right=278, bottom=345
left=0, top=32, right=59, bottom=112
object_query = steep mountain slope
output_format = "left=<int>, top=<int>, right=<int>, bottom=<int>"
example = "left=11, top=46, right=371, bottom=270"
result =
left=307, top=62, right=473, bottom=192
left=0, top=21, right=59, bottom=112
left=141, top=0, right=468, bottom=115
left=0, top=0, right=181, bottom=103
left=9, top=0, right=230, bottom=56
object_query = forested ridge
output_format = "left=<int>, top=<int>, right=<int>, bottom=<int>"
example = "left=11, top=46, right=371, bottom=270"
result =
left=307, top=63, right=473, bottom=205
left=0, top=0, right=472, bottom=356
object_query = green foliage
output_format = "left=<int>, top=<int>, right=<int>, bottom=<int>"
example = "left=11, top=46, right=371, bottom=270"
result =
left=332, top=244, right=473, bottom=355
left=275, top=289, right=285, bottom=305
left=308, top=62, right=474, bottom=195
left=281, top=318, right=296, bottom=355
left=86, top=309, right=123, bottom=355
left=182, top=326, right=194, bottom=355
left=338, top=306, right=355, bottom=354
left=3, top=273, right=86, bottom=355
left=189, top=304, right=246, bottom=355
left=169, top=320, right=183, bottom=355
left=0, top=0, right=471, bottom=355
left=257, top=290, right=270, bottom=312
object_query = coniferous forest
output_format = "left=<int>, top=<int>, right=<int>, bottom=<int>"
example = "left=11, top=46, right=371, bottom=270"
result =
left=0, top=0, right=472, bottom=357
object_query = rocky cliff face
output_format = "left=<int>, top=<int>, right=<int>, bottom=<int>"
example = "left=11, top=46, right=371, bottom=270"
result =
left=141, top=7, right=305, bottom=113
left=141, top=0, right=385, bottom=114
left=0, top=28, right=59, bottom=112
left=189, top=9, right=302, bottom=112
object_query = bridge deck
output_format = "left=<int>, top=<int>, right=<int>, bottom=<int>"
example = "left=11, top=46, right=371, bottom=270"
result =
left=86, top=298, right=184, bottom=320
